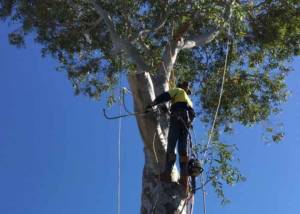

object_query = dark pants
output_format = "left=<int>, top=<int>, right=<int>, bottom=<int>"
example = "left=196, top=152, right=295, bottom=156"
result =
left=164, top=110, right=190, bottom=176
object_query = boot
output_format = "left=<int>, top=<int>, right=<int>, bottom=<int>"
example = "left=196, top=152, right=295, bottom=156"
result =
left=179, top=155, right=189, bottom=195
left=160, top=153, right=176, bottom=182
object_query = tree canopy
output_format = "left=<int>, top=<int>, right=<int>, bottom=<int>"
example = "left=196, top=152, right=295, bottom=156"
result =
left=1, top=0, right=299, bottom=204
left=1, top=0, right=298, bottom=127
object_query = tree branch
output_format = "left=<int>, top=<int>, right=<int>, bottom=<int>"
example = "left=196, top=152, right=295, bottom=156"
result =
left=157, top=21, right=192, bottom=84
left=173, top=21, right=191, bottom=42
left=133, top=17, right=168, bottom=43
left=160, top=42, right=180, bottom=78
left=90, top=0, right=149, bottom=72
left=158, top=27, right=219, bottom=84
left=182, top=29, right=220, bottom=49
left=135, top=0, right=169, bottom=42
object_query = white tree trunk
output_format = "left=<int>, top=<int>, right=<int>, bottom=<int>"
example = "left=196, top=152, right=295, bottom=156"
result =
left=87, top=8, right=219, bottom=212
left=128, top=72, right=190, bottom=214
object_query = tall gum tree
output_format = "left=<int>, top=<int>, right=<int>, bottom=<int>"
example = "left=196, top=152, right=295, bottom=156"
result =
left=1, top=0, right=299, bottom=213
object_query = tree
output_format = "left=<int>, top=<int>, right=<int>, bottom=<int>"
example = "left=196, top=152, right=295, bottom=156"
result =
left=1, top=0, right=299, bottom=213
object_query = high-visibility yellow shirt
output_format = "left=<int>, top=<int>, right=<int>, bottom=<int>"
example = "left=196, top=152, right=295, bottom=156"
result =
left=168, top=88, right=193, bottom=108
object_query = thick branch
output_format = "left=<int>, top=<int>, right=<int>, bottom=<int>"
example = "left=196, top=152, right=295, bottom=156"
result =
left=135, top=17, right=168, bottom=42
left=134, top=0, right=169, bottom=43
left=156, top=22, right=192, bottom=87
left=157, top=28, right=219, bottom=87
left=160, top=21, right=191, bottom=74
left=182, top=29, right=220, bottom=49
left=90, top=0, right=148, bottom=72
left=173, top=21, right=192, bottom=42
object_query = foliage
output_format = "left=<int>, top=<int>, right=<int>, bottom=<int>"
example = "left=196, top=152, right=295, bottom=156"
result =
left=1, top=0, right=299, bottom=203
left=195, top=132, right=246, bottom=203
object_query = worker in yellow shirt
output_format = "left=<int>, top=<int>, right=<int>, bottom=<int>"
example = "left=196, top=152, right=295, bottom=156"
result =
left=147, top=81, right=195, bottom=193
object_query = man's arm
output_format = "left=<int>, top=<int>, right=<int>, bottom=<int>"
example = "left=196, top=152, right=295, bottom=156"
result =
left=152, top=92, right=171, bottom=106
left=146, top=92, right=171, bottom=111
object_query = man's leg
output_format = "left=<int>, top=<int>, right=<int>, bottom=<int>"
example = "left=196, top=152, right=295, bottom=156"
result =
left=161, top=118, right=179, bottom=182
left=178, top=125, right=189, bottom=193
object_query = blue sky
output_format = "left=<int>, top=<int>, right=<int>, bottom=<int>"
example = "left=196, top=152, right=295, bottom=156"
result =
left=0, top=23, right=299, bottom=214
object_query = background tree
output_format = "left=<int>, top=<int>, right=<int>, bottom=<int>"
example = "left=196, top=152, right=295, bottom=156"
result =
left=1, top=0, right=299, bottom=213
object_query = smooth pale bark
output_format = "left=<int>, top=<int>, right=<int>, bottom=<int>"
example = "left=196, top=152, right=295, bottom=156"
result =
left=128, top=72, right=189, bottom=214
left=89, top=2, right=220, bottom=212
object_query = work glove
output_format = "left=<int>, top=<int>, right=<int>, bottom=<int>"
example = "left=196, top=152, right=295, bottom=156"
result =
left=159, top=104, right=169, bottom=114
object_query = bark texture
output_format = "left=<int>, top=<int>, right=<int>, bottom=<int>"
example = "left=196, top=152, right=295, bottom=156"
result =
left=128, top=72, right=189, bottom=214
left=88, top=4, right=221, bottom=212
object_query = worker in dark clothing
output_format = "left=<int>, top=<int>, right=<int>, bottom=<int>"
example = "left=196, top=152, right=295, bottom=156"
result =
left=147, top=81, right=195, bottom=193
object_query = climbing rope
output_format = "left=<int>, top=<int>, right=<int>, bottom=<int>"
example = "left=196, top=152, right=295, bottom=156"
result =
left=103, top=108, right=149, bottom=120
left=202, top=32, right=231, bottom=159
left=199, top=2, right=234, bottom=214
left=117, top=105, right=122, bottom=214
left=200, top=28, right=230, bottom=214
left=117, top=83, right=122, bottom=214
left=152, top=131, right=159, bottom=165
left=103, top=87, right=163, bottom=120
